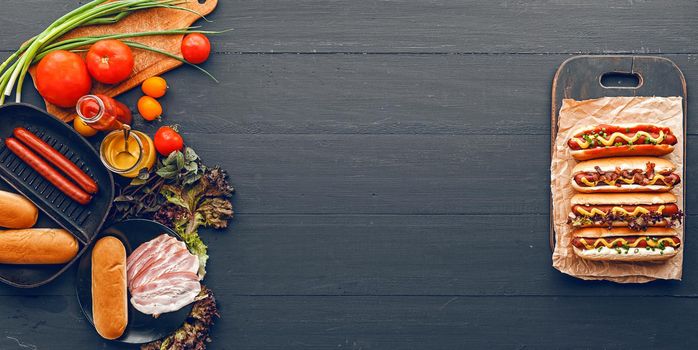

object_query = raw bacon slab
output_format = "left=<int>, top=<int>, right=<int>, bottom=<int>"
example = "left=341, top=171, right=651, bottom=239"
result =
left=126, top=234, right=201, bottom=316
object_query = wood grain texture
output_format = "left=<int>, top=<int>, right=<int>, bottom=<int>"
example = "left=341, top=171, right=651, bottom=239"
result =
left=5, top=54, right=698, bottom=348
left=2, top=294, right=698, bottom=349
left=17, top=53, right=698, bottom=136
left=27, top=0, right=218, bottom=121
left=1, top=0, right=698, bottom=349
left=1, top=1, right=698, bottom=54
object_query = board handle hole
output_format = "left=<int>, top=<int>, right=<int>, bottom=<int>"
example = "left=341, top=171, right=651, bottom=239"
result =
left=600, top=72, right=642, bottom=89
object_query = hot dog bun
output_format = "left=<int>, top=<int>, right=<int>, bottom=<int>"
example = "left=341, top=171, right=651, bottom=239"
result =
left=571, top=157, right=678, bottom=193
left=571, top=193, right=677, bottom=206
left=572, top=246, right=678, bottom=261
left=572, top=183, right=672, bottom=193
left=574, top=227, right=677, bottom=238
left=572, top=157, right=674, bottom=174
left=0, top=190, right=38, bottom=229
left=568, top=124, right=676, bottom=160
left=570, top=144, right=673, bottom=161
left=572, top=227, right=680, bottom=261
left=92, top=236, right=127, bottom=340
left=0, top=228, right=78, bottom=264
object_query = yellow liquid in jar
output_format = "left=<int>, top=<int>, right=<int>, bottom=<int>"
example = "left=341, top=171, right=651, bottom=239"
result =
left=100, top=130, right=156, bottom=178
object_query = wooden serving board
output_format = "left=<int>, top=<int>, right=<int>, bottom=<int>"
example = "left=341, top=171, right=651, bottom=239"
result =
left=28, top=0, right=218, bottom=122
left=550, top=55, right=687, bottom=250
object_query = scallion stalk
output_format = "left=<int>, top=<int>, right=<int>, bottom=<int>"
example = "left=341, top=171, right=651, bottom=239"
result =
left=0, top=0, right=211, bottom=103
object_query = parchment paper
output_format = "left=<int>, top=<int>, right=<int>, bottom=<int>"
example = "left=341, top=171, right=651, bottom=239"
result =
left=551, top=96, right=684, bottom=283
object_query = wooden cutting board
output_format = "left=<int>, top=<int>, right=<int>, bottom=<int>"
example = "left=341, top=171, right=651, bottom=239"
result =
left=550, top=55, right=687, bottom=250
left=28, top=0, right=218, bottom=122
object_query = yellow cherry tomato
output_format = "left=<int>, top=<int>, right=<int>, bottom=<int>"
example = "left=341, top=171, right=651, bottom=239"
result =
left=73, top=117, right=98, bottom=137
left=141, top=76, right=168, bottom=98
left=138, top=96, right=163, bottom=121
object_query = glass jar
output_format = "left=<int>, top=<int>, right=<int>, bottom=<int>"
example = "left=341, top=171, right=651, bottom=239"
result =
left=100, top=130, right=156, bottom=178
left=76, top=94, right=133, bottom=131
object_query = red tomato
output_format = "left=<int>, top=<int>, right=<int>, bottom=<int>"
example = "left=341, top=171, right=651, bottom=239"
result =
left=85, top=39, right=134, bottom=84
left=35, top=51, right=92, bottom=108
left=154, top=126, right=184, bottom=156
left=181, top=33, right=211, bottom=64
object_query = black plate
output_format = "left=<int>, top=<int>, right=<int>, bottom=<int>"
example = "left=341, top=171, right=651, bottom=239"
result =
left=0, top=103, right=114, bottom=288
left=76, top=219, right=193, bottom=344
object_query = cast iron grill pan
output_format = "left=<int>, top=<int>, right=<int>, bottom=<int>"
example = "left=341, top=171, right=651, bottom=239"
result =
left=0, top=103, right=114, bottom=288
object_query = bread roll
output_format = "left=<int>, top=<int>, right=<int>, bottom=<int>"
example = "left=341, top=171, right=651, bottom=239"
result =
left=572, top=228, right=680, bottom=261
left=573, top=246, right=678, bottom=261
left=572, top=182, right=673, bottom=193
left=0, top=190, right=38, bottom=229
left=92, top=236, right=127, bottom=340
left=573, top=227, right=678, bottom=238
left=571, top=157, right=677, bottom=193
left=572, top=157, right=674, bottom=174
left=570, top=144, right=673, bottom=161
left=0, top=228, right=78, bottom=264
left=568, top=124, right=676, bottom=160
left=571, top=193, right=677, bottom=206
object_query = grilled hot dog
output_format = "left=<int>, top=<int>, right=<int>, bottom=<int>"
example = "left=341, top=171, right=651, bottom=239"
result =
left=568, top=193, right=684, bottom=231
left=13, top=127, right=98, bottom=194
left=567, top=124, right=677, bottom=161
left=570, top=157, right=680, bottom=193
left=4, top=137, right=92, bottom=205
left=572, top=227, right=680, bottom=261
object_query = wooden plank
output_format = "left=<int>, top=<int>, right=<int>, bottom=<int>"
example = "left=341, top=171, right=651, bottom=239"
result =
left=185, top=132, right=698, bottom=215
left=1, top=1, right=698, bottom=54
left=184, top=133, right=552, bottom=215
left=3, top=213, right=698, bottom=298
left=17, top=53, right=560, bottom=135
left=217, top=296, right=698, bottom=349
left=205, top=213, right=698, bottom=297
left=15, top=53, right=698, bottom=136
left=2, top=294, right=698, bottom=349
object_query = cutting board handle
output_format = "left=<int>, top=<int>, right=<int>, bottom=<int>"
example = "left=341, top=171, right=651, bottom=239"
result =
left=599, top=71, right=642, bottom=89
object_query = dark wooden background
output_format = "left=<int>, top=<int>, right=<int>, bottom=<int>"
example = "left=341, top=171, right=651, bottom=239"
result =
left=1, top=1, right=697, bottom=349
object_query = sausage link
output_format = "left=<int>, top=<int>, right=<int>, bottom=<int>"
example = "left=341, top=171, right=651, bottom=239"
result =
left=13, top=127, right=98, bottom=194
left=4, top=138, right=92, bottom=205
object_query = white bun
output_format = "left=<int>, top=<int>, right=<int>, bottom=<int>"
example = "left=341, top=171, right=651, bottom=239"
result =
left=569, top=123, right=671, bottom=136
left=572, top=157, right=675, bottom=174
left=573, top=227, right=678, bottom=238
left=571, top=193, right=677, bottom=205
left=575, top=220, right=669, bottom=228
left=573, top=246, right=677, bottom=261
left=571, top=182, right=673, bottom=193
left=570, top=145, right=674, bottom=161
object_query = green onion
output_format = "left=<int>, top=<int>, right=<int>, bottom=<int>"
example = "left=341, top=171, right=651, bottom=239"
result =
left=0, top=0, right=216, bottom=103
left=120, top=40, right=219, bottom=83
left=34, top=27, right=230, bottom=63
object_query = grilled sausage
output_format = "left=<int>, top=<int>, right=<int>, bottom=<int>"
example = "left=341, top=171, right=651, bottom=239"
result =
left=4, top=137, right=92, bottom=205
left=13, top=127, right=98, bottom=194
